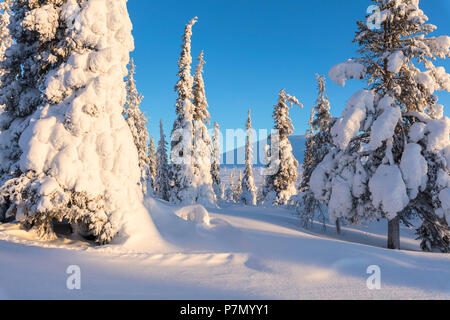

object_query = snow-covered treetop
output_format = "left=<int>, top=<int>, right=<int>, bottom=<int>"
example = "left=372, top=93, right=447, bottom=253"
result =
left=273, top=89, right=303, bottom=138
left=245, top=109, right=254, bottom=165
left=246, top=109, right=252, bottom=131
left=309, top=74, right=332, bottom=134
left=193, top=50, right=210, bottom=123
left=174, top=17, right=197, bottom=117
left=241, top=109, right=257, bottom=205
left=212, top=121, right=221, bottom=152
left=124, top=58, right=144, bottom=114
left=149, top=136, right=156, bottom=170
left=159, top=119, right=166, bottom=144
left=124, top=58, right=150, bottom=170
left=157, top=119, right=169, bottom=171
left=211, top=121, right=221, bottom=173
left=245, top=110, right=254, bottom=167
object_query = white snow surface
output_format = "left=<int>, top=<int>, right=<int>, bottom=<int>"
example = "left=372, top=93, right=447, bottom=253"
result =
left=1, top=196, right=450, bottom=299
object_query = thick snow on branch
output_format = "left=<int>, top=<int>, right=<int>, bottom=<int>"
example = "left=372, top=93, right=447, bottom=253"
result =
left=369, top=165, right=409, bottom=221
left=414, top=66, right=450, bottom=95
left=329, top=59, right=366, bottom=86
left=425, top=35, right=450, bottom=59
left=405, top=112, right=449, bottom=153
left=387, top=51, right=405, bottom=74
left=369, top=95, right=401, bottom=150
left=426, top=117, right=450, bottom=152
left=331, top=90, right=374, bottom=150
left=328, top=175, right=353, bottom=223
left=408, top=122, right=427, bottom=143
left=400, top=143, right=428, bottom=199
left=310, top=152, right=336, bottom=203
left=22, top=4, right=59, bottom=41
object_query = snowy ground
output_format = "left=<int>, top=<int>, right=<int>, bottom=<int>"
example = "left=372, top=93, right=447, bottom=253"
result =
left=1, top=195, right=450, bottom=300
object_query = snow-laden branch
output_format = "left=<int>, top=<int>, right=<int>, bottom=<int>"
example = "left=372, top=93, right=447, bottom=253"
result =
left=329, top=59, right=366, bottom=86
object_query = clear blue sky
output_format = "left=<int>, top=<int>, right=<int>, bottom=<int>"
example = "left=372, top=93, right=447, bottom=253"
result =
left=127, top=0, right=450, bottom=148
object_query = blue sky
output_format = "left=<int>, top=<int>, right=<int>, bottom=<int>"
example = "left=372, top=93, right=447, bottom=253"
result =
left=127, top=0, right=450, bottom=149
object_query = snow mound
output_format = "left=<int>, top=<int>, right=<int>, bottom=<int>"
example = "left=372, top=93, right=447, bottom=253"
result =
left=175, top=205, right=211, bottom=225
left=115, top=202, right=170, bottom=252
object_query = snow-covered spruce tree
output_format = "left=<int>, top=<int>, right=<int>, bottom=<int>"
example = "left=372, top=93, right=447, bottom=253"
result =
left=192, top=50, right=216, bottom=206
left=257, top=173, right=267, bottom=204
left=233, top=170, right=243, bottom=203
left=225, top=169, right=235, bottom=202
left=211, top=122, right=223, bottom=200
left=262, top=89, right=303, bottom=205
left=148, top=136, right=157, bottom=192
left=124, top=58, right=150, bottom=195
left=0, top=0, right=65, bottom=194
left=240, top=110, right=257, bottom=205
left=0, top=0, right=143, bottom=244
left=155, top=120, right=170, bottom=201
left=298, top=75, right=335, bottom=230
left=0, top=0, right=63, bottom=118
left=0, top=0, right=70, bottom=224
left=314, top=0, right=450, bottom=251
left=170, top=17, right=197, bottom=205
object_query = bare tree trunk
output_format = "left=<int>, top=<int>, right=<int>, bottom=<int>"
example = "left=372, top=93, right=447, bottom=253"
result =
left=336, top=218, right=341, bottom=235
left=388, top=216, right=400, bottom=250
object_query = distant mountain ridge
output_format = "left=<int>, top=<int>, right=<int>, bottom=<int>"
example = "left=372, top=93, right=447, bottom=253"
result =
left=221, top=135, right=307, bottom=168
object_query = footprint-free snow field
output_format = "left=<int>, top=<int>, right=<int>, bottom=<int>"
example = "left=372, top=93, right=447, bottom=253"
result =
left=1, top=198, right=450, bottom=300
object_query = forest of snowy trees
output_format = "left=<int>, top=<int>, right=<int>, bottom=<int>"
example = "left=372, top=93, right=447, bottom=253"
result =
left=0, top=0, right=448, bottom=253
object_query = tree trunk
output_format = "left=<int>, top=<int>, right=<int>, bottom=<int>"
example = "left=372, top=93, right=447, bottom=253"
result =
left=336, top=218, right=341, bottom=235
left=388, top=216, right=400, bottom=250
